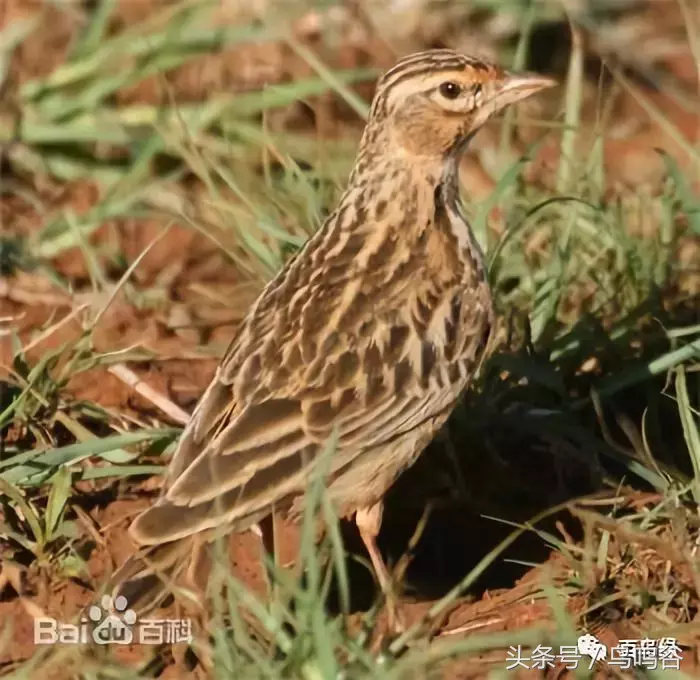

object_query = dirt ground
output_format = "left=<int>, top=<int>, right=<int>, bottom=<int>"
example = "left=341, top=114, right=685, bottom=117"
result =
left=2, top=0, right=700, bottom=678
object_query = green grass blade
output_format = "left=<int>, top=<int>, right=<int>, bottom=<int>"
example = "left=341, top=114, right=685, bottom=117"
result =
left=44, top=467, right=73, bottom=541
left=675, top=366, right=700, bottom=503
left=0, top=428, right=178, bottom=485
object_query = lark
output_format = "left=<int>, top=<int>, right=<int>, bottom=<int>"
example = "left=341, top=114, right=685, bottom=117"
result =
left=112, top=49, right=555, bottom=621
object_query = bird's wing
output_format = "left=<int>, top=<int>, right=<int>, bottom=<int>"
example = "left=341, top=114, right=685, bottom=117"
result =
left=129, top=197, right=487, bottom=546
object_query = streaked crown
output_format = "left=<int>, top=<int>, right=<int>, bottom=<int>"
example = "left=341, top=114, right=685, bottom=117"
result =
left=362, top=49, right=556, bottom=159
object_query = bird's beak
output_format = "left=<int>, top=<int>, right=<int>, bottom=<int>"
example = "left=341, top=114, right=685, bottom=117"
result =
left=470, top=71, right=556, bottom=129
left=495, top=71, right=558, bottom=107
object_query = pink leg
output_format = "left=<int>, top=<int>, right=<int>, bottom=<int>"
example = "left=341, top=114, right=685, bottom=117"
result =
left=356, top=501, right=404, bottom=632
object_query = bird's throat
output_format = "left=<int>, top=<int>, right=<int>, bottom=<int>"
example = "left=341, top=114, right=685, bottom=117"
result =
left=436, top=159, right=488, bottom=284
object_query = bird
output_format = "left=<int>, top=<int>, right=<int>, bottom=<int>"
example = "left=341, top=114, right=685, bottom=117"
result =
left=110, top=49, right=555, bottom=624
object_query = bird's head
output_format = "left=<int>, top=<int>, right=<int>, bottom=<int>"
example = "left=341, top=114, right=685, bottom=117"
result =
left=366, top=50, right=556, bottom=161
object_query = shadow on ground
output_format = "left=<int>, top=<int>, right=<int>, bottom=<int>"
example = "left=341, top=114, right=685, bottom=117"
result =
left=329, top=293, right=698, bottom=614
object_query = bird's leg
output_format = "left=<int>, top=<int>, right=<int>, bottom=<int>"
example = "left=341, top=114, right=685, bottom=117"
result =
left=356, top=501, right=404, bottom=632
left=356, top=502, right=390, bottom=590
left=252, top=514, right=276, bottom=595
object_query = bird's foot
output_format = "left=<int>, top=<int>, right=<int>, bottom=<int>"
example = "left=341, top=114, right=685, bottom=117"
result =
left=385, top=592, right=407, bottom=635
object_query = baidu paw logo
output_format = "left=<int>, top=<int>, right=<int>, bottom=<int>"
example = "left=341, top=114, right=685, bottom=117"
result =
left=88, top=595, right=137, bottom=645
left=578, top=633, right=607, bottom=665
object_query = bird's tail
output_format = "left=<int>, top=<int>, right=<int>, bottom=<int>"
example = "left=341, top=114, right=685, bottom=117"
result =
left=106, top=536, right=207, bottom=616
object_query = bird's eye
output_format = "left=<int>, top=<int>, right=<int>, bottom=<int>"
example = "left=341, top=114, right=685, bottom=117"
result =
left=439, top=81, right=461, bottom=100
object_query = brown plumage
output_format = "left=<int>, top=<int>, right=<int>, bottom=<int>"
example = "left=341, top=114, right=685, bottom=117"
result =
left=111, top=49, right=555, bottom=617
